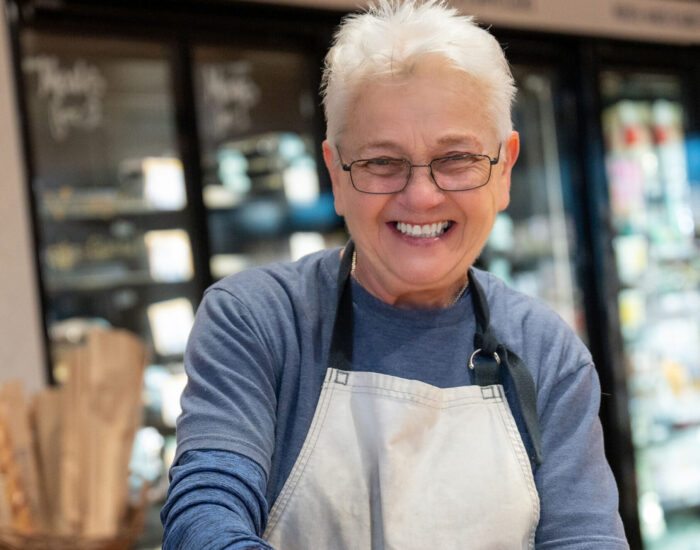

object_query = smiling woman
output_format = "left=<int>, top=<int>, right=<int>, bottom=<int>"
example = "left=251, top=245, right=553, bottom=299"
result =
left=161, top=2, right=630, bottom=549
left=323, top=61, right=519, bottom=308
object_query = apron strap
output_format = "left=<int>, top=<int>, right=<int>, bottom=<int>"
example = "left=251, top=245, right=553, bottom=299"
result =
left=498, top=344, right=543, bottom=466
left=327, top=240, right=355, bottom=372
left=468, top=269, right=500, bottom=356
left=468, top=268, right=543, bottom=466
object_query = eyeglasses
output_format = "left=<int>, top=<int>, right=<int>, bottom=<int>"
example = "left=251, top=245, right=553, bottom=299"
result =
left=337, top=145, right=501, bottom=194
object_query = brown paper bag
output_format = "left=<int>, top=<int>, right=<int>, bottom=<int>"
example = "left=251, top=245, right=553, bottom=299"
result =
left=30, top=388, right=62, bottom=532
left=58, top=346, right=88, bottom=535
left=0, top=472, right=12, bottom=527
left=0, top=380, right=44, bottom=533
left=82, top=329, right=145, bottom=538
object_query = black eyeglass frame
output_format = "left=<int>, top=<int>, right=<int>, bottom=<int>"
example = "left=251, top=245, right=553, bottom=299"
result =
left=337, top=145, right=502, bottom=194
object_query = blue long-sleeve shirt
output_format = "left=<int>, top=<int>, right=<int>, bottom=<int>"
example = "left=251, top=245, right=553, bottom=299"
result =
left=161, top=450, right=272, bottom=550
left=161, top=249, right=629, bottom=549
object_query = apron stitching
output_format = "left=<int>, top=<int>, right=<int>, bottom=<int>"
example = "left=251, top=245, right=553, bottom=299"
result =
left=336, top=379, right=488, bottom=395
left=336, top=374, right=480, bottom=395
left=265, top=374, right=338, bottom=535
left=494, top=392, right=540, bottom=548
left=336, top=388, right=494, bottom=408
left=265, top=380, right=331, bottom=532
left=332, top=386, right=499, bottom=408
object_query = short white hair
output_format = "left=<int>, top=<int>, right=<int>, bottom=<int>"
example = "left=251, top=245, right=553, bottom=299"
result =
left=321, top=0, right=516, bottom=146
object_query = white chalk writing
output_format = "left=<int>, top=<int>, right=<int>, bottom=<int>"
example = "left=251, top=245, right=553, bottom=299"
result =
left=201, top=61, right=261, bottom=137
left=23, top=56, right=107, bottom=141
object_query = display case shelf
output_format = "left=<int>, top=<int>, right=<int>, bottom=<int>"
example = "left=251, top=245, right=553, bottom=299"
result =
left=45, top=273, right=195, bottom=293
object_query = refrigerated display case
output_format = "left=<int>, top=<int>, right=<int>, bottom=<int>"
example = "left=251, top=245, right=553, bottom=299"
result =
left=16, top=30, right=209, bottom=547
left=192, top=45, right=344, bottom=279
left=481, top=65, right=587, bottom=339
left=9, top=7, right=344, bottom=546
left=600, top=70, right=700, bottom=550
left=20, top=32, right=202, bottom=372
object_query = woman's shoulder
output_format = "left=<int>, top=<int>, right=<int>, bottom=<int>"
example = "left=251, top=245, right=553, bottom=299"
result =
left=472, top=268, right=576, bottom=329
left=205, top=247, right=341, bottom=308
left=471, top=267, right=593, bottom=382
left=187, top=247, right=342, bottom=382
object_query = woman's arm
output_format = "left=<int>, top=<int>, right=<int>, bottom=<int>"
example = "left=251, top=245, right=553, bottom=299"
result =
left=534, top=363, right=629, bottom=549
left=161, top=449, right=274, bottom=550
left=163, top=281, right=284, bottom=548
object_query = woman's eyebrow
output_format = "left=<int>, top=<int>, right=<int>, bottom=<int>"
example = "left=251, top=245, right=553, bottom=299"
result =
left=435, top=134, right=483, bottom=150
left=354, top=134, right=483, bottom=158
left=355, top=141, right=405, bottom=157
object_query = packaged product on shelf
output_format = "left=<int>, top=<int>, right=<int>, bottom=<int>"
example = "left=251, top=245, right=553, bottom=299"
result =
left=142, top=158, right=187, bottom=211
left=147, top=299, right=195, bottom=357
left=289, top=232, right=326, bottom=262
left=143, top=229, right=194, bottom=283
left=118, top=157, right=187, bottom=212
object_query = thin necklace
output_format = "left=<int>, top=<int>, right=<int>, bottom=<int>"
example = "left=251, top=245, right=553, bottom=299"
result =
left=350, top=250, right=468, bottom=307
left=450, top=274, right=470, bottom=306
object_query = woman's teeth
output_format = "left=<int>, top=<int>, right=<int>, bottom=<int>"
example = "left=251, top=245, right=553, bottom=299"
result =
left=395, top=221, right=451, bottom=238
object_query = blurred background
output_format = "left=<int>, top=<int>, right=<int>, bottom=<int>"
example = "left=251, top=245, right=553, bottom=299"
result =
left=0, top=0, right=698, bottom=549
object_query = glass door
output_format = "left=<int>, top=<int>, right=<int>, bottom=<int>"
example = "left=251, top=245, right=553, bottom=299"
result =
left=481, top=65, right=587, bottom=339
left=21, top=32, right=200, bottom=372
left=600, top=70, right=700, bottom=550
left=191, top=44, right=346, bottom=280
left=20, top=33, right=202, bottom=524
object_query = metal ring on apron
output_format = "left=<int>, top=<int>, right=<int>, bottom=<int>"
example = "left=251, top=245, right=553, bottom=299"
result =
left=468, top=348, right=501, bottom=370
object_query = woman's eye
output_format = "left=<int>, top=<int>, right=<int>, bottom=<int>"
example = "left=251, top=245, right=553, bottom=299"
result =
left=368, top=158, right=397, bottom=166
left=440, top=155, right=477, bottom=166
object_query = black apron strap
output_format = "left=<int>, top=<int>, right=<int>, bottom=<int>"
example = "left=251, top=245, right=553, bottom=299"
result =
left=327, top=240, right=355, bottom=372
left=468, top=269, right=500, bottom=356
left=467, top=268, right=543, bottom=466
left=498, top=344, right=543, bottom=466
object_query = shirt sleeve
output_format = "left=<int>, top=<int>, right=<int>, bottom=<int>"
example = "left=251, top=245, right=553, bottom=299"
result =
left=534, top=363, right=629, bottom=549
left=175, top=286, right=280, bottom=475
left=161, top=449, right=275, bottom=550
left=164, top=282, right=283, bottom=547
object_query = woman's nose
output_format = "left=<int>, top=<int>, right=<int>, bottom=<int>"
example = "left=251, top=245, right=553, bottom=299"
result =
left=398, top=165, right=445, bottom=209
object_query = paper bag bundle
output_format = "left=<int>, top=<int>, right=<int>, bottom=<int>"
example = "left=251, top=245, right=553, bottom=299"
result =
left=0, top=328, right=146, bottom=539
left=0, top=381, right=44, bottom=533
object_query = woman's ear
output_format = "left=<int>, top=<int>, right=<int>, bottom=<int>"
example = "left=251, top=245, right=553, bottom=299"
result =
left=323, top=140, right=345, bottom=216
left=495, top=131, right=520, bottom=211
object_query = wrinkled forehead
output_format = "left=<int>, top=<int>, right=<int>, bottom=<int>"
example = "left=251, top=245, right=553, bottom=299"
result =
left=339, top=62, right=498, bottom=154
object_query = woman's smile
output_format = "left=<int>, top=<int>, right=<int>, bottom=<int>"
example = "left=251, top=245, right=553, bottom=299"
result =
left=391, top=220, right=454, bottom=239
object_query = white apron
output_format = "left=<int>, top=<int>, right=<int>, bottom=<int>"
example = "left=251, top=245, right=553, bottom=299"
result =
left=263, top=242, right=542, bottom=549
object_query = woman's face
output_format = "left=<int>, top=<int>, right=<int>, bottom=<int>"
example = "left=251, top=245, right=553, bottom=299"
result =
left=323, top=62, right=519, bottom=307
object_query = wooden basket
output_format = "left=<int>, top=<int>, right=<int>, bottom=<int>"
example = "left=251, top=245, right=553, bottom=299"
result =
left=0, top=499, right=145, bottom=550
